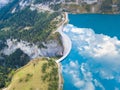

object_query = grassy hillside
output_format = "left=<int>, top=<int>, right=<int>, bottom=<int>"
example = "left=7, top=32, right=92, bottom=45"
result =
left=7, top=58, right=58, bottom=90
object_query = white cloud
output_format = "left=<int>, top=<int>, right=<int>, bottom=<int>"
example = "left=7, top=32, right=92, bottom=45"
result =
left=62, top=61, right=95, bottom=90
left=80, top=63, right=95, bottom=90
left=94, top=79, right=105, bottom=90
left=83, top=82, right=95, bottom=90
left=69, top=60, right=79, bottom=68
left=74, top=81, right=85, bottom=88
left=115, top=87, right=120, bottom=90
left=99, top=69, right=114, bottom=80
left=63, top=24, right=120, bottom=84
left=80, top=63, right=92, bottom=81
left=64, top=24, right=120, bottom=64
left=63, top=60, right=84, bottom=88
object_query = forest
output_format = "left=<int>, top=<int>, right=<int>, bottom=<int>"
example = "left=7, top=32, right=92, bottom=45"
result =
left=0, top=7, right=61, bottom=44
left=0, top=49, right=30, bottom=88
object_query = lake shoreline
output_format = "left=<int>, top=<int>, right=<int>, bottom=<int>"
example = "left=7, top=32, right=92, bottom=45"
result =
left=56, top=12, right=72, bottom=90
left=56, top=12, right=72, bottom=63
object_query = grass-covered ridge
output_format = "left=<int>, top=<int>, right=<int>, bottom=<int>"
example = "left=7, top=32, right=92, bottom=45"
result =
left=7, top=58, right=58, bottom=90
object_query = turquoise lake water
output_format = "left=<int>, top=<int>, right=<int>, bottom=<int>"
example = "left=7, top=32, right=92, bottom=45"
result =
left=62, top=14, right=120, bottom=90
left=68, top=14, right=120, bottom=39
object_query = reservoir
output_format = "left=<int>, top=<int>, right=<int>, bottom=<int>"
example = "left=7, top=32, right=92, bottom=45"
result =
left=62, top=14, right=120, bottom=90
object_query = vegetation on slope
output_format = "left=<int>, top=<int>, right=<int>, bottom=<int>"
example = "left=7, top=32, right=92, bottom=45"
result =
left=100, top=0, right=120, bottom=13
left=0, top=7, right=61, bottom=44
left=0, top=49, right=30, bottom=88
left=0, top=0, right=19, bottom=20
left=0, top=4, right=62, bottom=89
left=7, top=58, right=58, bottom=90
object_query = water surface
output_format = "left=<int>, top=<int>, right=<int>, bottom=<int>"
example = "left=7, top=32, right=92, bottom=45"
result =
left=62, top=14, right=120, bottom=90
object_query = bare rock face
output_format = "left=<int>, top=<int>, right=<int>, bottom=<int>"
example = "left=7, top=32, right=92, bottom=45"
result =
left=1, top=39, right=63, bottom=59
left=41, top=40, right=63, bottom=57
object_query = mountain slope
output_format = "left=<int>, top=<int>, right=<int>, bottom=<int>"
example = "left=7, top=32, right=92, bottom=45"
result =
left=0, top=5, right=63, bottom=57
left=7, top=58, right=58, bottom=90
left=1, top=0, right=120, bottom=14
left=0, top=49, right=30, bottom=88
left=0, top=0, right=63, bottom=89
